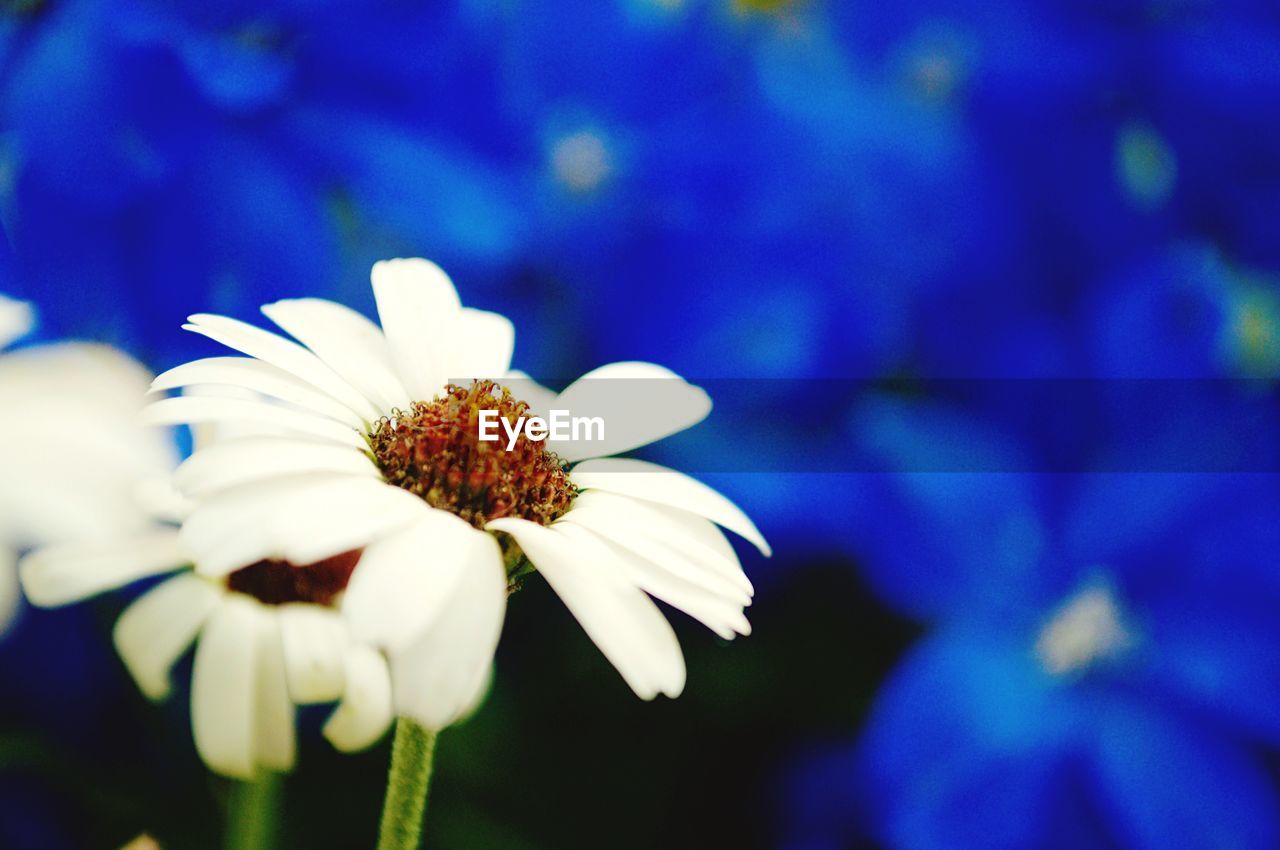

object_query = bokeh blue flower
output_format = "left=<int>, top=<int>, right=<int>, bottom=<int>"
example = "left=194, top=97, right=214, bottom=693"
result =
left=797, top=407, right=1280, bottom=848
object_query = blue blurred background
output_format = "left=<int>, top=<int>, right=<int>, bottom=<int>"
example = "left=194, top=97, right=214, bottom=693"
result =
left=3, top=1, right=1280, bottom=847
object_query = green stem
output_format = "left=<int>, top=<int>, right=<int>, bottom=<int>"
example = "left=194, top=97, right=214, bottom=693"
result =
left=377, top=718, right=439, bottom=850
left=224, top=772, right=282, bottom=850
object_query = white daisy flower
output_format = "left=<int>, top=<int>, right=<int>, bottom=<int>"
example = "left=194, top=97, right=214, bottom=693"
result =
left=21, top=524, right=395, bottom=779
left=0, top=294, right=176, bottom=634
left=144, top=258, right=769, bottom=726
left=12, top=297, right=393, bottom=779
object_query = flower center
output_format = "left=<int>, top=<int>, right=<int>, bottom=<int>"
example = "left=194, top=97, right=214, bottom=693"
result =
left=368, top=380, right=576, bottom=530
left=893, top=26, right=972, bottom=104
left=1035, top=582, right=1131, bottom=676
left=733, top=0, right=795, bottom=15
left=1116, top=122, right=1177, bottom=210
left=226, top=550, right=362, bottom=606
left=549, top=129, right=611, bottom=195
left=1230, top=284, right=1280, bottom=378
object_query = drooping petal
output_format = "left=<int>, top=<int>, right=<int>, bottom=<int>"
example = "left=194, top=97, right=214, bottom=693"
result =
left=560, top=490, right=753, bottom=600
left=174, top=436, right=378, bottom=499
left=581, top=529, right=751, bottom=639
left=547, top=362, right=712, bottom=461
left=19, top=530, right=186, bottom=607
left=370, top=258, right=462, bottom=400
left=184, top=314, right=378, bottom=421
left=191, top=596, right=264, bottom=779
left=342, top=510, right=494, bottom=651
left=387, top=537, right=506, bottom=730
left=252, top=612, right=296, bottom=773
left=571, top=458, right=771, bottom=557
left=114, top=573, right=221, bottom=700
left=486, top=517, right=685, bottom=700
left=278, top=603, right=347, bottom=704
left=152, top=357, right=364, bottom=427
left=142, top=395, right=367, bottom=450
left=262, top=298, right=412, bottom=415
left=324, top=644, right=394, bottom=752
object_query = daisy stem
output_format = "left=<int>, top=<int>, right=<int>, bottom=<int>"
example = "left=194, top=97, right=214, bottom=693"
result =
left=224, top=772, right=281, bottom=850
left=377, top=718, right=438, bottom=850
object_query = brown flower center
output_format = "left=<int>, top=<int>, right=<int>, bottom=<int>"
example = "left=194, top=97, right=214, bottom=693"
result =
left=226, top=550, right=362, bottom=606
left=367, top=381, right=577, bottom=591
left=368, top=380, right=576, bottom=529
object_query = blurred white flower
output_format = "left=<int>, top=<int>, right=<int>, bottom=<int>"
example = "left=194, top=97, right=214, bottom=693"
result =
left=0, top=294, right=34, bottom=349
left=0, top=294, right=175, bottom=634
left=11, top=292, right=393, bottom=779
left=21, top=528, right=395, bottom=779
left=144, top=258, right=768, bottom=727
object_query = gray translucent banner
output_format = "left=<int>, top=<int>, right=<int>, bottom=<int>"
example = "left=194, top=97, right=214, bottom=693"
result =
left=458, top=377, right=1280, bottom=473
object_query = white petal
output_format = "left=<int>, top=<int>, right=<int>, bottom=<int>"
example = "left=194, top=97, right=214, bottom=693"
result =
left=183, top=475, right=426, bottom=579
left=388, top=538, right=506, bottom=729
left=143, top=395, right=367, bottom=450
left=0, top=470, right=157, bottom=548
left=503, top=371, right=559, bottom=420
left=342, top=510, right=494, bottom=651
left=559, top=490, right=753, bottom=601
left=571, top=458, right=771, bottom=557
left=0, top=344, right=177, bottom=544
left=134, top=476, right=193, bottom=524
left=448, top=308, right=515, bottom=381
left=452, top=664, right=494, bottom=726
left=279, top=603, right=347, bottom=704
left=180, top=476, right=337, bottom=576
left=152, top=357, right=364, bottom=427
left=486, top=518, right=686, bottom=700
left=0, top=342, right=157, bottom=415
left=267, top=478, right=432, bottom=567
left=252, top=612, right=296, bottom=773
left=324, top=644, right=394, bottom=752
left=547, top=362, right=712, bottom=461
left=191, top=596, right=263, bottom=779
left=175, top=437, right=377, bottom=499
left=573, top=527, right=750, bottom=640
left=0, top=464, right=158, bottom=548
left=180, top=474, right=360, bottom=578
left=179, top=384, right=312, bottom=448
left=184, top=313, right=379, bottom=421
left=0, top=548, right=19, bottom=638
left=0, top=294, right=34, bottom=350
left=370, top=258, right=462, bottom=400
left=114, top=573, right=221, bottom=700
left=262, top=298, right=412, bottom=415
left=19, top=530, right=186, bottom=607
